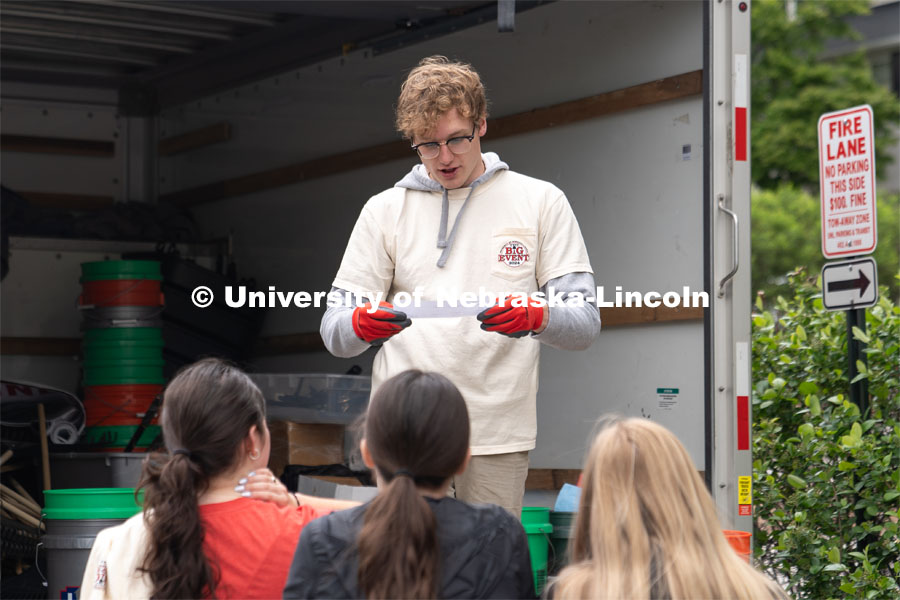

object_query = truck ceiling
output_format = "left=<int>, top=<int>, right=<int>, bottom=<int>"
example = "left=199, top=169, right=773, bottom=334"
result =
left=0, top=0, right=548, bottom=113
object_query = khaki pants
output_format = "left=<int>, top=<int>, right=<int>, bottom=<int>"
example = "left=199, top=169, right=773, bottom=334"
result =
left=451, top=451, right=529, bottom=517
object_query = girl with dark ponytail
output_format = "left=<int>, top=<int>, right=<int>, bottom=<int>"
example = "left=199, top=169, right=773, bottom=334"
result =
left=283, top=370, right=536, bottom=599
left=80, top=358, right=356, bottom=599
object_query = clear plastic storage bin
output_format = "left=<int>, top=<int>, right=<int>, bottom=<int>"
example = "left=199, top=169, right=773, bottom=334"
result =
left=249, top=374, right=371, bottom=424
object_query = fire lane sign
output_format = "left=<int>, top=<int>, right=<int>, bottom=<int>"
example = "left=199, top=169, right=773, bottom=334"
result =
left=818, top=105, right=877, bottom=259
left=821, top=257, right=878, bottom=311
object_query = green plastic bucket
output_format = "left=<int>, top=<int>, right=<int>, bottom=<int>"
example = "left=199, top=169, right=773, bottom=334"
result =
left=44, top=488, right=143, bottom=520
left=82, top=425, right=161, bottom=450
left=83, top=344, right=163, bottom=362
left=83, top=327, right=164, bottom=362
left=549, top=511, right=576, bottom=575
left=521, top=507, right=553, bottom=596
left=84, top=328, right=163, bottom=344
left=80, top=260, right=162, bottom=282
left=42, top=488, right=143, bottom=598
left=82, top=358, right=165, bottom=386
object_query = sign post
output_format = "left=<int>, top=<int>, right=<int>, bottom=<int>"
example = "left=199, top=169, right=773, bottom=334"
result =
left=818, top=105, right=878, bottom=418
left=821, top=258, right=878, bottom=415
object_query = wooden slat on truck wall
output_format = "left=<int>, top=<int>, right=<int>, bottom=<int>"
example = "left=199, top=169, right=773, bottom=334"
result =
left=1, top=135, right=114, bottom=157
left=525, top=468, right=582, bottom=490
left=15, top=191, right=115, bottom=210
left=160, top=70, right=703, bottom=207
left=0, top=338, right=81, bottom=356
left=488, top=70, right=703, bottom=138
left=600, top=305, right=705, bottom=327
left=253, top=332, right=326, bottom=355
left=158, top=122, right=232, bottom=157
left=527, top=470, right=706, bottom=491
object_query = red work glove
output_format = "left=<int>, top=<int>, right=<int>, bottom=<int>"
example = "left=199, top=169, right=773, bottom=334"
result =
left=352, top=302, right=411, bottom=345
left=476, top=295, right=544, bottom=338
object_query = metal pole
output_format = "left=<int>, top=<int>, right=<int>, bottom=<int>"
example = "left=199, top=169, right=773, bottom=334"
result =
left=846, top=308, right=869, bottom=416
left=856, top=308, right=869, bottom=417
left=848, top=307, right=871, bottom=554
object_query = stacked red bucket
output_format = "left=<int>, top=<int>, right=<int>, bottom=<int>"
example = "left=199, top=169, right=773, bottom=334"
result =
left=79, top=260, right=165, bottom=451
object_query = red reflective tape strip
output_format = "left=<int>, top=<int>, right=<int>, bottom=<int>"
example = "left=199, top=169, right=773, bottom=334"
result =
left=735, top=107, right=747, bottom=162
left=737, top=395, right=750, bottom=450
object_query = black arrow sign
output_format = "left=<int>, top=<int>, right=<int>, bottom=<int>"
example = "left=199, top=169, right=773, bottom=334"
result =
left=827, top=270, right=870, bottom=296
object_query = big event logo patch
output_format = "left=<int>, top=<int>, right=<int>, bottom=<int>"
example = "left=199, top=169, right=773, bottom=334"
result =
left=498, top=240, right=530, bottom=267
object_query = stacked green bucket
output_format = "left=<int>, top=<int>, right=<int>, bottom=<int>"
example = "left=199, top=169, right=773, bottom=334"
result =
left=83, top=328, right=165, bottom=385
left=521, top=507, right=553, bottom=596
left=80, top=260, right=164, bottom=450
left=549, top=511, right=576, bottom=575
left=43, top=488, right=143, bottom=597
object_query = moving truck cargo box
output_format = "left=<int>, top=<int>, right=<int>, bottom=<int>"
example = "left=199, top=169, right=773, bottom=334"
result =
left=1, top=0, right=753, bottom=534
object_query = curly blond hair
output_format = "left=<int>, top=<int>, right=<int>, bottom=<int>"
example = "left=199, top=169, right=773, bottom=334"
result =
left=395, top=56, right=487, bottom=139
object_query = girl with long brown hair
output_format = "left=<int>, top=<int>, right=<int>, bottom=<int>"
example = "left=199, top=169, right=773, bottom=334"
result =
left=80, top=358, right=354, bottom=599
left=283, top=370, right=536, bottom=599
left=551, top=417, right=787, bottom=600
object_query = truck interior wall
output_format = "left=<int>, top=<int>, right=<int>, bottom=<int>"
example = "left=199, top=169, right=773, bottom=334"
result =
left=160, top=0, right=705, bottom=468
left=1, top=96, right=122, bottom=201
left=1, top=248, right=103, bottom=391
left=1, top=87, right=121, bottom=390
left=495, top=102, right=706, bottom=469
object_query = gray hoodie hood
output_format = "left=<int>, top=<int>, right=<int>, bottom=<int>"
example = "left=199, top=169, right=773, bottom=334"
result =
left=394, top=152, right=509, bottom=268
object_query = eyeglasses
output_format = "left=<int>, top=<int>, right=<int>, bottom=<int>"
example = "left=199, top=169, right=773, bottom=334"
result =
left=410, top=124, right=477, bottom=159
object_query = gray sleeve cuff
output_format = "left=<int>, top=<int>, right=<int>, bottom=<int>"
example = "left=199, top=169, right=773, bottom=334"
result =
left=319, top=287, right=371, bottom=358
left=532, top=272, right=601, bottom=351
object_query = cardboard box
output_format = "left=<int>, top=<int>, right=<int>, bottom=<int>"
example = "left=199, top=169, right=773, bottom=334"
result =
left=268, top=421, right=344, bottom=479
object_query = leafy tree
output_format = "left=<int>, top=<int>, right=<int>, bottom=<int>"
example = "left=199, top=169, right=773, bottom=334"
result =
left=753, top=273, right=899, bottom=598
left=751, top=0, right=900, bottom=189
left=751, top=187, right=899, bottom=301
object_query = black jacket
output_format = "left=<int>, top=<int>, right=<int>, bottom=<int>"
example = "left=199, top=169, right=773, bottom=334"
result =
left=282, top=496, right=537, bottom=599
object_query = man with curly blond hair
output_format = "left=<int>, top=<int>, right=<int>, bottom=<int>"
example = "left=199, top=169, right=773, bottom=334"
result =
left=321, top=56, right=600, bottom=515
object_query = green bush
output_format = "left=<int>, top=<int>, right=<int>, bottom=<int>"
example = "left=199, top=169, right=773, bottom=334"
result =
left=751, top=186, right=900, bottom=303
left=752, top=272, right=899, bottom=598
left=751, top=0, right=900, bottom=190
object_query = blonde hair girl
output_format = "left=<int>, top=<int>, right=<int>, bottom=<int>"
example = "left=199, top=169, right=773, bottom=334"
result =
left=552, top=417, right=786, bottom=600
